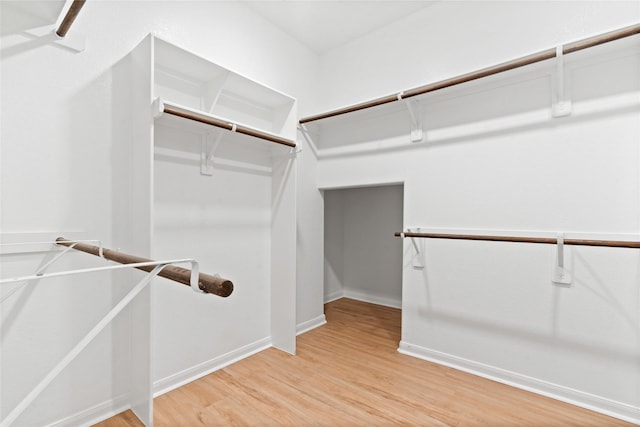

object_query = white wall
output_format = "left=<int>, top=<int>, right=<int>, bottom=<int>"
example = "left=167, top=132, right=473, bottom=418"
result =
left=323, top=190, right=345, bottom=302
left=152, top=126, right=272, bottom=385
left=324, top=185, right=404, bottom=308
left=306, top=0, right=640, bottom=422
left=295, top=133, right=326, bottom=334
left=1, top=2, right=319, bottom=425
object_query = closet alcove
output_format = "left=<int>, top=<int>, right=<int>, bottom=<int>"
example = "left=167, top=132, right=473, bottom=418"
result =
left=112, top=34, right=297, bottom=424
left=324, top=185, right=404, bottom=311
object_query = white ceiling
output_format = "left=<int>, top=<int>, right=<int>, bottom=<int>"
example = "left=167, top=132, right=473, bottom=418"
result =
left=2, top=0, right=437, bottom=54
left=242, top=1, right=438, bottom=54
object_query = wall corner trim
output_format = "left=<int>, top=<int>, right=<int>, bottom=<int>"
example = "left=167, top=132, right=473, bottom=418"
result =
left=153, top=337, right=272, bottom=397
left=47, top=393, right=131, bottom=427
left=343, top=290, right=401, bottom=309
left=296, top=315, right=327, bottom=336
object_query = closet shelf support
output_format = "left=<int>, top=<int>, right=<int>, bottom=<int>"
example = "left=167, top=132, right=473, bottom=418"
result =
left=552, top=233, right=572, bottom=284
left=397, top=95, right=424, bottom=142
left=552, top=45, right=572, bottom=118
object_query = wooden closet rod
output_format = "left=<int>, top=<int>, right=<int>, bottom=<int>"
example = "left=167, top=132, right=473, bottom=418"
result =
left=394, top=231, right=640, bottom=249
left=162, top=102, right=297, bottom=148
left=56, top=0, right=87, bottom=38
left=56, top=237, right=234, bottom=297
left=300, top=22, right=640, bottom=124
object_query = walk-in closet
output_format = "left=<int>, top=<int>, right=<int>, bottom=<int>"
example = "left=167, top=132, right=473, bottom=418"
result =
left=2, top=1, right=639, bottom=426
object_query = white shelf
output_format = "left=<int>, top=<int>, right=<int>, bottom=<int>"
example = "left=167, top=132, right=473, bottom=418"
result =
left=153, top=37, right=297, bottom=142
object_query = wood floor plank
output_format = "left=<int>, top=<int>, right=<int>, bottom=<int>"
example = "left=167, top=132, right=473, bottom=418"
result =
left=95, top=298, right=633, bottom=426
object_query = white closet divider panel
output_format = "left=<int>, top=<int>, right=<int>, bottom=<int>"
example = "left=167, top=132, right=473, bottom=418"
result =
left=113, top=35, right=298, bottom=425
left=270, top=153, right=297, bottom=354
left=121, top=34, right=155, bottom=426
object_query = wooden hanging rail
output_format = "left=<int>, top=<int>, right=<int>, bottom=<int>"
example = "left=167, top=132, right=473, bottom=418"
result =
left=300, top=22, right=640, bottom=124
left=158, top=100, right=297, bottom=148
left=56, top=0, right=87, bottom=38
left=56, top=237, right=234, bottom=297
left=394, top=231, right=640, bottom=249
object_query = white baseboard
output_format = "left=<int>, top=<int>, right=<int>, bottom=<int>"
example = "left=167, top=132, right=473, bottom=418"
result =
left=398, top=341, right=640, bottom=425
left=343, top=290, right=401, bottom=309
left=48, top=338, right=273, bottom=426
left=324, top=290, right=402, bottom=309
left=153, top=337, right=272, bottom=397
left=324, top=290, right=344, bottom=304
left=49, top=393, right=131, bottom=427
left=296, top=314, right=327, bottom=335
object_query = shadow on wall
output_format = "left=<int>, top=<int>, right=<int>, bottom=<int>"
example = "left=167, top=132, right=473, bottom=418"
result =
left=571, top=251, right=640, bottom=340
left=417, top=307, right=638, bottom=365
left=0, top=1, right=69, bottom=59
left=0, top=251, right=68, bottom=350
left=413, top=246, right=640, bottom=366
left=1, top=1, right=64, bottom=35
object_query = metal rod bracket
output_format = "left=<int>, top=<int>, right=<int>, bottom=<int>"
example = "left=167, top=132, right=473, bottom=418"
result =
left=552, top=45, right=572, bottom=118
left=399, top=94, right=424, bottom=142
left=552, top=233, right=572, bottom=285
left=289, top=146, right=302, bottom=158
left=201, top=131, right=224, bottom=176
left=401, top=229, right=425, bottom=269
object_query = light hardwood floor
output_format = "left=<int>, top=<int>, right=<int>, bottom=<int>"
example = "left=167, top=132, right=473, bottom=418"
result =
left=96, top=298, right=632, bottom=426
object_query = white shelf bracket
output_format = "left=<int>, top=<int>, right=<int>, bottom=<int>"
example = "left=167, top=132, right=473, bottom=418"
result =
left=552, top=233, right=572, bottom=285
left=297, top=123, right=319, bottom=158
left=152, top=98, right=165, bottom=119
left=552, top=45, right=572, bottom=118
left=289, top=145, right=302, bottom=157
left=189, top=260, right=203, bottom=293
left=398, top=94, right=424, bottom=142
left=201, top=130, right=224, bottom=176
left=204, top=70, right=231, bottom=113
left=401, top=229, right=425, bottom=269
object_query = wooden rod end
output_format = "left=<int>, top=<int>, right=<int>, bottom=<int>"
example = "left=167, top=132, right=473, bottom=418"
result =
left=200, top=279, right=234, bottom=298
